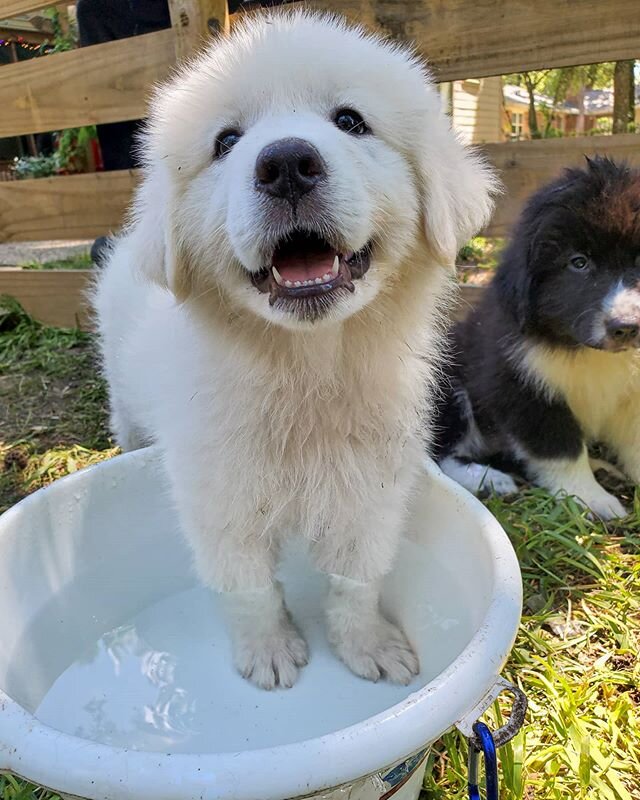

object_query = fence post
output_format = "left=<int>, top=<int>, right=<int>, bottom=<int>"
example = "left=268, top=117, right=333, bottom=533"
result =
left=168, top=0, right=230, bottom=62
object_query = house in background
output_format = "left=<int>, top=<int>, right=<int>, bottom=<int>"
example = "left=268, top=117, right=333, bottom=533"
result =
left=503, top=82, right=640, bottom=140
left=441, top=77, right=503, bottom=144
left=502, top=83, right=566, bottom=139
left=561, top=86, right=640, bottom=134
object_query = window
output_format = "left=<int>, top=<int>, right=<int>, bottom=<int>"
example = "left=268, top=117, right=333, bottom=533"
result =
left=510, top=111, right=524, bottom=139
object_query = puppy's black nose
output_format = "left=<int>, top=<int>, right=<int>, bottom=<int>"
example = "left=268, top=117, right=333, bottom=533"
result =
left=606, top=318, right=640, bottom=344
left=255, top=138, right=325, bottom=203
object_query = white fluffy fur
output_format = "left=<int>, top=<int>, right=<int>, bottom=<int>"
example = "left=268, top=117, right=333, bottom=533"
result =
left=94, top=11, right=496, bottom=688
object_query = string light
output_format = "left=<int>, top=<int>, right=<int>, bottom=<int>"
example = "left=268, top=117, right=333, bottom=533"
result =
left=0, top=38, right=53, bottom=53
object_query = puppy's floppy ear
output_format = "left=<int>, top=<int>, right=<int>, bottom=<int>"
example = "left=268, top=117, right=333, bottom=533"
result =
left=127, top=166, right=193, bottom=301
left=418, top=110, right=500, bottom=264
left=494, top=242, right=533, bottom=332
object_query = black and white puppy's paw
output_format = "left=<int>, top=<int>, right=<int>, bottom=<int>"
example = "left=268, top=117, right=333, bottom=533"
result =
left=529, top=451, right=627, bottom=521
left=439, top=457, right=518, bottom=497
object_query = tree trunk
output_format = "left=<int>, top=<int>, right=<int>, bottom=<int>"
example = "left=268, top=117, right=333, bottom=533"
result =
left=576, top=86, right=587, bottom=135
left=522, top=75, right=540, bottom=138
left=613, top=60, right=635, bottom=134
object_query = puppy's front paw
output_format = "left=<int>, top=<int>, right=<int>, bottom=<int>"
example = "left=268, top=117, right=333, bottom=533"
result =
left=329, top=615, right=419, bottom=685
left=479, top=467, right=518, bottom=497
left=577, top=489, right=627, bottom=521
left=233, top=620, right=308, bottom=690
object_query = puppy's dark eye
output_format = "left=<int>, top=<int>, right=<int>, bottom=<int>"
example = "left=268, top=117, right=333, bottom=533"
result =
left=214, top=129, right=242, bottom=159
left=333, top=108, right=370, bottom=135
left=569, top=254, right=590, bottom=272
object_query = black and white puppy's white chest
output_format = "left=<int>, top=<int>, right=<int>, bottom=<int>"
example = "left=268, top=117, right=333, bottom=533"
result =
left=521, top=344, right=640, bottom=444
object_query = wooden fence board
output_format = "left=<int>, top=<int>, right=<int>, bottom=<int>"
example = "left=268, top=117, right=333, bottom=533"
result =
left=3, top=134, right=640, bottom=243
left=0, top=268, right=92, bottom=329
left=0, top=28, right=175, bottom=138
left=0, top=268, right=484, bottom=330
left=483, top=133, right=640, bottom=236
left=0, top=0, right=54, bottom=16
left=308, top=0, right=640, bottom=82
left=0, top=170, right=138, bottom=242
left=169, top=0, right=230, bottom=60
left=3, top=0, right=640, bottom=136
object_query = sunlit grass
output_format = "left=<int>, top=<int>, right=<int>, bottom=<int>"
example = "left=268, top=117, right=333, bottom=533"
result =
left=423, top=490, right=639, bottom=800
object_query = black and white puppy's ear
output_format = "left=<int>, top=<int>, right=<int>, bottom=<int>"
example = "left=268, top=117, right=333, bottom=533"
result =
left=494, top=241, right=534, bottom=332
left=418, top=101, right=500, bottom=265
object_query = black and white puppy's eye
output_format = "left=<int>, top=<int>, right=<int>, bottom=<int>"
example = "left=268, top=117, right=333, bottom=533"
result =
left=568, top=253, right=590, bottom=272
left=333, top=108, right=370, bottom=136
left=214, top=129, right=242, bottom=159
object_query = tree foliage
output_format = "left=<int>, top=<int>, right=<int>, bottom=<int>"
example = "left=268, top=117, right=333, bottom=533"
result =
left=505, top=64, right=619, bottom=138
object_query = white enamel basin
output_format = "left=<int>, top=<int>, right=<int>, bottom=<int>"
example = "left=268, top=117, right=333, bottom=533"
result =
left=0, top=448, right=521, bottom=799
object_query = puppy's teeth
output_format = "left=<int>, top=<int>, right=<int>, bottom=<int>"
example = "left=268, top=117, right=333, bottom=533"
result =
left=272, top=266, right=285, bottom=286
left=285, top=280, right=293, bottom=288
left=322, top=273, right=331, bottom=281
left=294, top=281, right=302, bottom=287
left=315, top=277, right=323, bottom=284
left=331, top=255, right=340, bottom=277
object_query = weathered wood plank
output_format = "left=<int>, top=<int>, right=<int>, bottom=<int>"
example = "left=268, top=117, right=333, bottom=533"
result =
left=0, top=170, right=139, bottom=242
left=8, top=0, right=639, bottom=77
left=0, top=267, right=482, bottom=330
left=483, top=133, right=640, bottom=237
left=2, top=135, right=639, bottom=243
left=0, top=0, right=54, bottom=16
left=4, top=0, right=640, bottom=138
left=0, top=28, right=176, bottom=138
left=307, top=0, right=640, bottom=82
left=0, top=268, right=92, bottom=329
left=169, top=0, right=229, bottom=60
left=452, top=283, right=484, bottom=322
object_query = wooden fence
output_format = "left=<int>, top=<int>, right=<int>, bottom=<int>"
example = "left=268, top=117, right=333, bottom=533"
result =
left=0, top=0, right=639, bottom=327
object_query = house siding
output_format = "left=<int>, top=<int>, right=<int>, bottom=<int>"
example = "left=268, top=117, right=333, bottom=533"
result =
left=451, top=77, right=502, bottom=144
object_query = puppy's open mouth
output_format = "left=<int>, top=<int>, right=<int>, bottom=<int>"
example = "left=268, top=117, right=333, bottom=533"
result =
left=250, top=230, right=371, bottom=306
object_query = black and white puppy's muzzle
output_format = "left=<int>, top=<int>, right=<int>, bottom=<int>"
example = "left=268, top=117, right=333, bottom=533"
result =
left=600, top=285, right=640, bottom=351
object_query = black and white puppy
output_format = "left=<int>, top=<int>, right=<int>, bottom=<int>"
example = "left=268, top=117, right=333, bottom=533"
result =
left=434, top=156, right=640, bottom=519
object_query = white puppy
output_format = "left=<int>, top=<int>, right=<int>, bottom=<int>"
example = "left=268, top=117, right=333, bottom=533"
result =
left=94, top=11, right=496, bottom=689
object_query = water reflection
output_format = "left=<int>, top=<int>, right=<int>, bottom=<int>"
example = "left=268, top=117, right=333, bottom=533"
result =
left=38, top=621, right=199, bottom=750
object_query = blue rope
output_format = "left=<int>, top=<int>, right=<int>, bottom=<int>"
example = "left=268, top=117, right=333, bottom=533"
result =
left=468, top=722, right=499, bottom=800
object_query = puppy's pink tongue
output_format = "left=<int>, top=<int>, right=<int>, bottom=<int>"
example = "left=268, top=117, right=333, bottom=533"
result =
left=273, top=251, right=337, bottom=283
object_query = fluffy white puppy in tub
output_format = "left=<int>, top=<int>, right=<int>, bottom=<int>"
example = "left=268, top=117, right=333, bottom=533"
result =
left=94, top=11, right=497, bottom=690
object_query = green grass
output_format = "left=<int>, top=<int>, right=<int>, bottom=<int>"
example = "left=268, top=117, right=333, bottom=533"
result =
left=423, top=490, right=639, bottom=800
left=0, top=296, right=113, bottom=515
left=0, top=302, right=638, bottom=799
left=0, top=776, right=61, bottom=800
left=19, top=251, right=93, bottom=270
